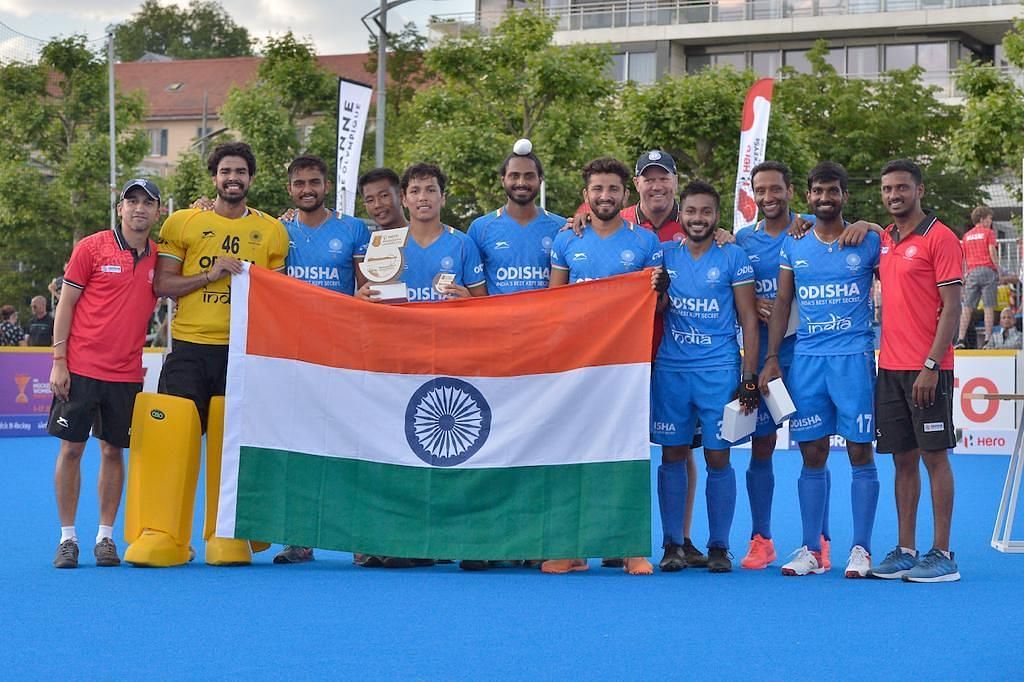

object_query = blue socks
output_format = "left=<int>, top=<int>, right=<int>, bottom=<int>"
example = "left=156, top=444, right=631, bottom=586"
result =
left=822, top=466, right=832, bottom=541
left=798, top=466, right=828, bottom=551
left=746, top=456, right=774, bottom=539
left=851, top=463, right=879, bottom=552
left=657, top=461, right=688, bottom=547
left=706, top=465, right=736, bottom=549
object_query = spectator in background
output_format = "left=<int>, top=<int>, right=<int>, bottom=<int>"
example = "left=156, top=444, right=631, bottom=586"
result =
left=26, top=295, right=54, bottom=346
left=0, top=305, right=23, bottom=346
left=957, top=206, right=998, bottom=348
left=985, top=307, right=1022, bottom=350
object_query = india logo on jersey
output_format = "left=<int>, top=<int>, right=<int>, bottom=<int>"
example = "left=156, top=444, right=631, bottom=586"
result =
left=328, top=239, right=343, bottom=253
left=440, top=256, right=455, bottom=271
left=620, top=249, right=636, bottom=264
left=540, top=236, right=553, bottom=253
left=706, top=267, right=721, bottom=283
left=845, top=253, right=862, bottom=271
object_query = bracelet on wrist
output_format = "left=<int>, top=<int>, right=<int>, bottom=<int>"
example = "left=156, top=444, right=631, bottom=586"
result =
left=52, top=339, right=67, bottom=348
left=53, top=356, right=66, bottom=361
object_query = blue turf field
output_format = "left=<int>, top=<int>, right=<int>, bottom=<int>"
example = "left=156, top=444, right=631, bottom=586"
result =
left=3, top=437, right=1023, bottom=679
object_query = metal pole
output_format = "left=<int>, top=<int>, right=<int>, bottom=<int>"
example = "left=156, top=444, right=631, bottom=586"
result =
left=201, top=90, right=208, bottom=159
left=375, top=0, right=388, bottom=167
left=107, top=32, right=117, bottom=230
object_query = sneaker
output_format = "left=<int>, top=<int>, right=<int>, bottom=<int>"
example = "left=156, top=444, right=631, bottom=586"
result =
left=681, top=538, right=709, bottom=568
left=781, top=546, right=824, bottom=576
left=523, top=560, right=543, bottom=569
left=541, top=558, right=588, bottom=574
left=707, top=546, right=732, bottom=573
left=821, top=536, right=831, bottom=571
left=740, top=534, right=777, bottom=570
left=600, top=557, right=624, bottom=568
left=94, top=538, right=121, bottom=567
left=411, top=558, right=436, bottom=567
left=659, top=544, right=688, bottom=572
left=845, top=545, right=871, bottom=578
left=868, top=547, right=918, bottom=579
left=382, top=556, right=415, bottom=569
left=355, top=554, right=384, bottom=568
left=902, top=549, right=961, bottom=583
left=53, top=539, right=79, bottom=569
left=273, top=545, right=314, bottom=564
left=458, top=559, right=490, bottom=571
left=953, top=341, right=967, bottom=350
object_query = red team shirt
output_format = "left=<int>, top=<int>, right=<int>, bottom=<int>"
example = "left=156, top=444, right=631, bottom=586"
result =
left=878, top=216, right=964, bottom=371
left=62, top=229, right=158, bottom=383
left=961, top=224, right=997, bottom=272
left=620, top=203, right=684, bottom=242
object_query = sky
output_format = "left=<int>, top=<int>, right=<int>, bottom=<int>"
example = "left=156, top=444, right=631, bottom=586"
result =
left=0, top=0, right=474, bottom=59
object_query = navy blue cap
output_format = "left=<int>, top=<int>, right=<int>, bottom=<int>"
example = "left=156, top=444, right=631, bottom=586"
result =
left=120, top=178, right=161, bottom=203
left=635, top=150, right=677, bottom=176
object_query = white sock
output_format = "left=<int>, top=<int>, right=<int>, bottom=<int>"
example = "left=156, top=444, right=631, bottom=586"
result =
left=939, top=549, right=951, bottom=559
left=60, top=526, right=77, bottom=543
left=900, top=546, right=918, bottom=557
left=96, top=525, right=113, bottom=543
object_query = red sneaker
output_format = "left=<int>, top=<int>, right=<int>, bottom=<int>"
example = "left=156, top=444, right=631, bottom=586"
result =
left=740, top=533, right=777, bottom=570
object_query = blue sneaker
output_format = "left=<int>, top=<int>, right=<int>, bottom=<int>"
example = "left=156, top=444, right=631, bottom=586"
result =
left=868, top=547, right=918, bottom=579
left=902, top=549, right=960, bottom=583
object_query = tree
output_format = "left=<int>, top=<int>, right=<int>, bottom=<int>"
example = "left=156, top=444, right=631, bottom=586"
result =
left=113, top=0, right=253, bottom=62
left=393, top=8, right=617, bottom=223
left=0, top=36, right=147, bottom=311
left=613, top=67, right=812, bottom=229
left=365, top=22, right=434, bottom=120
left=774, top=41, right=981, bottom=228
left=213, top=32, right=336, bottom=214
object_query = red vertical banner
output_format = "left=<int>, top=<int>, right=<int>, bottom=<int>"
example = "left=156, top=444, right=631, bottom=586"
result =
left=733, top=78, right=774, bottom=233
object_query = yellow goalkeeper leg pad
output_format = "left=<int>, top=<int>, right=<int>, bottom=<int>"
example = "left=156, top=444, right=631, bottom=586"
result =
left=205, top=537, right=252, bottom=566
left=124, top=529, right=191, bottom=568
left=124, top=393, right=202, bottom=566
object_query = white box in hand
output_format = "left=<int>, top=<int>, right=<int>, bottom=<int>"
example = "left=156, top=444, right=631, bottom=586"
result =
left=765, top=378, right=796, bottom=424
left=721, top=399, right=757, bottom=443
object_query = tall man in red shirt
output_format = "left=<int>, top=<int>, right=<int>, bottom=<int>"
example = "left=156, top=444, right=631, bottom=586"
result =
left=870, top=159, right=963, bottom=583
left=48, top=179, right=160, bottom=568
left=956, top=205, right=998, bottom=348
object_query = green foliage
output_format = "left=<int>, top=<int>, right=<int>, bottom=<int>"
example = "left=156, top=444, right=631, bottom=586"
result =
left=392, top=8, right=617, bottom=223
left=113, top=0, right=253, bottom=62
left=0, top=36, right=147, bottom=311
left=775, top=41, right=980, bottom=228
left=366, top=22, right=434, bottom=119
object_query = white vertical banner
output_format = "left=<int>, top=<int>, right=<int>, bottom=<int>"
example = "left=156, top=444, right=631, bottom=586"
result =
left=733, top=78, right=774, bottom=233
left=336, top=78, right=374, bottom=217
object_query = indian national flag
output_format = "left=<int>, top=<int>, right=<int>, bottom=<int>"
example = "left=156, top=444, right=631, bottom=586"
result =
left=216, top=265, right=655, bottom=560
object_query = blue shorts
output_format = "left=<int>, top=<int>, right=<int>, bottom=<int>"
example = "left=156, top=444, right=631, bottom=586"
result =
left=753, top=361, right=791, bottom=438
left=651, top=366, right=743, bottom=450
left=788, top=352, right=876, bottom=443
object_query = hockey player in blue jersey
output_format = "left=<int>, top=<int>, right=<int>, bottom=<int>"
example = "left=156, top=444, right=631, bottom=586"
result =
left=761, top=161, right=880, bottom=579
left=356, top=163, right=486, bottom=303
left=651, top=180, right=761, bottom=573
left=281, top=156, right=371, bottom=297
left=543, top=157, right=665, bottom=577
left=468, top=147, right=565, bottom=296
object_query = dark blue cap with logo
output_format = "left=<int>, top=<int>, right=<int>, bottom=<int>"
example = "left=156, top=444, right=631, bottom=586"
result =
left=120, top=178, right=161, bottom=203
left=635, top=150, right=677, bottom=176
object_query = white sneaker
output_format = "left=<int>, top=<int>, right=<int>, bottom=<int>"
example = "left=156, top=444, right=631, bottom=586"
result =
left=845, top=545, right=871, bottom=578
left=781, top=546, right=825, bottom=576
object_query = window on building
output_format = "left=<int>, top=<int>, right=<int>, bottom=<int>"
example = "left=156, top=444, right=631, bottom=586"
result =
left=713, top=53, right=746, bottom=70
left=687, top=54, right=711, bottom=73
left=847, top=46, right=879, bottom=76
left=785, top=50, right=812, bottom=74
left=752, top=51, right=781, bottom=77
left=884, top=44, right=916, bottom=71
left=608, top=54, right=625, bottom=82
left=148, top=128, right=168, bottom=157
left=628, top=52, right=657, bottom=84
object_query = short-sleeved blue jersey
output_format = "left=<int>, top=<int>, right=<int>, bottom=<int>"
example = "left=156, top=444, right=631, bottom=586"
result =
left=549, top=221, right=662, bottom=282
left=285, top=213, right=370, bottom=295
left=735, top=213, right=813, bottom=366
left=401, top=226, right=485, bottom=303
left=656, top=242, right=755, bottom=371
left=779, top=229, right=880, bottom=355
left=468, top=207, right=565, bottom=295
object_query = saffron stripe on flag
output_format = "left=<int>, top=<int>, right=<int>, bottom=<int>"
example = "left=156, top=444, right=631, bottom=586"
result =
left=244, top=266, right=657, bottom=376
left=233, top=447, right=652, bottom=560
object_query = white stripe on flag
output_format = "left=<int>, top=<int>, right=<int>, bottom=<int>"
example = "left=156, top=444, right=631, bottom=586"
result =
left=229, top=355, right=650, bottom=470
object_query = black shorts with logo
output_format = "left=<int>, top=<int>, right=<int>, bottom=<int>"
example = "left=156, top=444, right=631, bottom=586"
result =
left=47, top=374, right=143, bottom=448
left=875, top=368, right=956, bottom=454
left=157, top=340, right=228, bottom=433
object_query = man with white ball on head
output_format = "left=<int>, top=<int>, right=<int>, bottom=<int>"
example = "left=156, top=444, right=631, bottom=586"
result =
left=460, top=139, right=566, bottom=571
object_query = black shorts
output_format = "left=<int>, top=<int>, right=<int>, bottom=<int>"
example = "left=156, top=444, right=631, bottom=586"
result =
left=47, top=374, right=143, bottom=448
left=157, top=340, right=228, bottom=432
left=875, top=368, right=956, bottom=454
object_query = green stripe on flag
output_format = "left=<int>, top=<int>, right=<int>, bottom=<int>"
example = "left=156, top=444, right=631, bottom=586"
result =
left=234, top=447, right=652, bottom=560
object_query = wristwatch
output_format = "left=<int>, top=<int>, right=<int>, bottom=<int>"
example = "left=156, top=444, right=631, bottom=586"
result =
left=923, top=357, right=939, bottom=371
